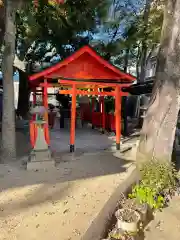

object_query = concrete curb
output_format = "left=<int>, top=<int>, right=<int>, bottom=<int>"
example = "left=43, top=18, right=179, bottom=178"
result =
left=81, top=166, right=138, bottom=240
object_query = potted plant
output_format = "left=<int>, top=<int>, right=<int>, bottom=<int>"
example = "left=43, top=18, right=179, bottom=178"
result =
left=121, top=198, right=148, bottom=222
left=115, top=208, right=140, bottom=233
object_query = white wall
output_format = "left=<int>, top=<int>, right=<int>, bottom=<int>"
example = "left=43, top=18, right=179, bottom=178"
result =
left=14, top=83, right=60, bottom=109
left=29, top=87, right=59, bottom=106
left=14, top=82, right=19, bottom=109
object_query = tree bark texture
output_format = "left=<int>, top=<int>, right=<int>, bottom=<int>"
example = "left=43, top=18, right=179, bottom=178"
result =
left=137, top=0, right=180, bottom=163
left=1, top=0, right=17, bottom=161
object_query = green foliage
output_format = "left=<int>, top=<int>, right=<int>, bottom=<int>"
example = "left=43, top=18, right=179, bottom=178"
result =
left=93, top=0, right=164, bottom=75
left=129, top=184, right=165, bottom=209
left=109, top=231, right=123, bottom=239
left=139, top=159, right=178, bottom=191
left=129, top=160, right=179, bottom=209
left=15, top=0, right=109, bottom=65
left=109, top=229, right=136, bottom=240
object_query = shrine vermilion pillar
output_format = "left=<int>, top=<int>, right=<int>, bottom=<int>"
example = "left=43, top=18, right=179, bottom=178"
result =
left=70, top=84, right=76, bottom=152
left=115, top=85, right=121, bottom=150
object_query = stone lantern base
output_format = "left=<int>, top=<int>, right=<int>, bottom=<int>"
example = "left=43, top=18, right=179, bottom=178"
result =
left=27, top=149, right=55, bottom=171
left=27, top=121, right=55, bottom=170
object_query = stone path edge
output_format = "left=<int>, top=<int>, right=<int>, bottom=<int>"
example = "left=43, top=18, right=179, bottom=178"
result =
left=81, top=166, right=138, bottom=240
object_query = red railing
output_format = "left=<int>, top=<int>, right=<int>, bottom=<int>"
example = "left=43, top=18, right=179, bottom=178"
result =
left=91, top=112, right=116, bottom=131
left=92, top=112, right=102, bottom=128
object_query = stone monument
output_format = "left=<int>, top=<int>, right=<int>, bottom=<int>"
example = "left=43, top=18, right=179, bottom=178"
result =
left=27, top=106, right=55, bottom=170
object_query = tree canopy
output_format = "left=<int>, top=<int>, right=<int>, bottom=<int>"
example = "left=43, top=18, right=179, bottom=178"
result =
left=15, top=0, right=109, bottom=71
left=0, top=0, right=164, bottom=76
left=92, top=0, right=164, bottom=77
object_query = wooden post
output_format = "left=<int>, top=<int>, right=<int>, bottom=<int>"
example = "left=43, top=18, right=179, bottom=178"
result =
left=91, top=96, right=95, bottom=129
left=100, top=96, right=105, bottom=133
left=70, top=84, right=76, bottom=152
left=43, top=79, right=50, bottom=145
left=98, top=93, right=101, bottom=129
left=115, top=85, right=121, bottom=150
left=32, top=90, right=36, bottom=121
left=43, top=81, right=48, bottom=121
left=33, top=90, right=36, bottom=107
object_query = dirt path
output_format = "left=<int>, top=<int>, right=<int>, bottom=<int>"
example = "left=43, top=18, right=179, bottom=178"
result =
left=144, top=196, right=180, bottom=240
left=0, top=151, right=134, bottom=240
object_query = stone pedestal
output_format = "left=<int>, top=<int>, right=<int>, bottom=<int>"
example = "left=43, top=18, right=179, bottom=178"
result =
left=27, top=149, right=55, bottom=170
left=27, top=121, right=55, bottom=170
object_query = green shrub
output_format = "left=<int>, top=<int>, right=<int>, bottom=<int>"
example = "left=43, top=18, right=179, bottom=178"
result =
left=129, top=184, right=165, bottom=209
left=129, top=160, right=179, bottom=209
left=139, top=159, right=178, bottom=192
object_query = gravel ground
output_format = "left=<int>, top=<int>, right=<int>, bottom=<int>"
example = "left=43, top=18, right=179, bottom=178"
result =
left=0, top=122, right=138, bottom=240
left=0, top=151, right=135, bottom=240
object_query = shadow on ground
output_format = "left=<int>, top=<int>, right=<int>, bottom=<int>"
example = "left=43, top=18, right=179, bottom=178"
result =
left=0, top=151, right=134, bottom=220
left=0, top=125, right=135, bottom=224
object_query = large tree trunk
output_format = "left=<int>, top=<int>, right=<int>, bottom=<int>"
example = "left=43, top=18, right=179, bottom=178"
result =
left=0, top=2, right=5, bottom=48
left=123, top=48, right=129, bottom=73
left=123, top=48, right=129, bottom=136
left=1, top=0, right=17, bottom=161
left=17, top=70, right=30, bottom=118
left=137, top=0, right=180, bottom=163
left=139, top=0, right=152, bottom=82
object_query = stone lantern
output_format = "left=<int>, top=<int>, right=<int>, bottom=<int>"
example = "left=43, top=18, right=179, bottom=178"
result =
left=27, top=105, right=55, bottom=170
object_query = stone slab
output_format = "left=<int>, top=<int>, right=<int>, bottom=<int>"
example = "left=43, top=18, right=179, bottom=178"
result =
left=27, top=160, right=55, bottom=171
left=30, top=149, right=52, bottom=162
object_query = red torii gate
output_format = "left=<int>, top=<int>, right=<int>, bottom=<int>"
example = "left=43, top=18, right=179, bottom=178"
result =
left=29, top=45, right=135, bottom=152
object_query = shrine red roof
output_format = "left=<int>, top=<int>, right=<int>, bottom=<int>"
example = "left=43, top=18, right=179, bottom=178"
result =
left=29, top=45, right=135, bottom=83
